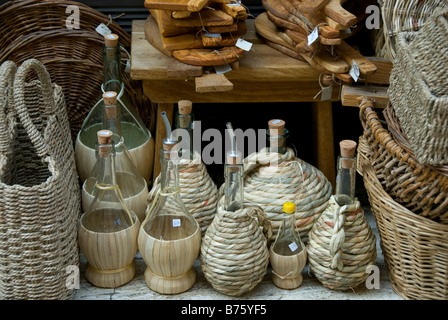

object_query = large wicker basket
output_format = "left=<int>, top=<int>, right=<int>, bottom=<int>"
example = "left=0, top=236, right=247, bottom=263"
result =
left=359, top=98, right=448, bottom=224
left=0, top=0, right=155, bottom=142
left=358, top=136, right=448, bottom=300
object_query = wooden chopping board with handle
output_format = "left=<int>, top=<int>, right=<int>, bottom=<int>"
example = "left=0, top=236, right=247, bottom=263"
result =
left=144, top=0, right=209, bottom=12
left=173, top=46, right=245, bottom=66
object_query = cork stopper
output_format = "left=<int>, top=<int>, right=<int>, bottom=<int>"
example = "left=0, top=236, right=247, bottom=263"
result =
left=178, top=100, right=193, bottom=115
left=340, top=140, right=357, bottom=168
left=104, top=34, right=119, bottom=47
left=162, top=140, right=178, bottom=160
left=268, top=119, right=285, bottom=136
left=103, top=91, right=118, bottom=119
left=226, top=152, right=242, bottom=172
left=97, top=130, right=113, bottom=157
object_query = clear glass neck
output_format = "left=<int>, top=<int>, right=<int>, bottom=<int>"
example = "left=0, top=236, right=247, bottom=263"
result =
left=267, top=129, right=289, bottom=154
left=103, top=44, right=122, bottom=93
left=160, top=148, right=180, bottom=192
left=224, top=163, right=244, bottom=212
left=174, top=112, right=194, bottom=160
left=334, top=155, right=357, bottom=206
left=272, top=212, right=303, bottom=256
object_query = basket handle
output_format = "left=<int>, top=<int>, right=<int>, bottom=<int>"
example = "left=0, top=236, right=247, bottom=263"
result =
left=13, top=59, right=55, bottom=158
left=0, top=61, right=17, bottom=153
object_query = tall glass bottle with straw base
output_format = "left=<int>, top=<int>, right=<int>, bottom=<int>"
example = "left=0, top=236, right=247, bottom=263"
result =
left=270, top=202, right=307, bottom=290
left=81, top=92, right=148, bottom=223
left=75, top=33, right=154, bottom=183
left=78, top=130, right=140, bottom=288
left=334, top=140, right=357, bottom=207
left=138, top=112, right=201, bottom=294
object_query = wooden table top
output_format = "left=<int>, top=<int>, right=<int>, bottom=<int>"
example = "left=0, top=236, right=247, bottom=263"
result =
left=130, top=18, right=324, bottom=82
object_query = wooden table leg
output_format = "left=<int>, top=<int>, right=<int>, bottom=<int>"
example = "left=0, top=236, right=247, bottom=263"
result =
left=312, top=100, right=336, bottom=190
left=153, top=103, right=174, bottom=182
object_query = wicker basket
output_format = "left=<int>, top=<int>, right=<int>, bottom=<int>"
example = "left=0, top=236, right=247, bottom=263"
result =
left=388, top=9, right=448, bottom=166
left=0, top=0, right=155, bottom=142
left=359, top=98, right=448, bottom=224
left=358, top=136, right=448, bottom=300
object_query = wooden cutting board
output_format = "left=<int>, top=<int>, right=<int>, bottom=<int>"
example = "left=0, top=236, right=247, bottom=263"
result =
left=144, top=0, right=209, bottom=12
left=335, top=40, right=377, bottom=77
left=145, top=15, right=173, bottom=56
left=323, top=0, right=357, bottom=28
left=255, top=12, right=298, bottom=51
left=173, top=46, right=245, bottom=66
left=215, top=3, right=248, bottom=20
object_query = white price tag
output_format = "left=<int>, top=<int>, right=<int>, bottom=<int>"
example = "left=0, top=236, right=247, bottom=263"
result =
left=289, top=242, right=298, bottom=252
left=96, top=23, right=112, bottom=36
left=321, top=85, right=333, bottom=101
left=204, top=33, right=221, bottom=38
left=350, top=60, right=360, bottom=82
left=172, top=219, right=181, bottom=227
left=236, top=38, right=253, bottom=52
left=307, top=27, right=319, bottom=46
left=214, top=64, right=232, bottom=74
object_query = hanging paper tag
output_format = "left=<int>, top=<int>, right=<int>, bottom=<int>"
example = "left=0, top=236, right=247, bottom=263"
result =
left=214, top=64, right=232, bottom=74
left=96, top=23, right=112, bottom=36
left=172, top=219, right=181, bottom=227
left=236, top=38, right=253, bottom=52
left=307, top=27, right=319, bottom=46
left=204, top=33, right=221, bottom=38
left=349, top=60, right=360, bottom=82
left=289, top=242, right=298, bottom=252
left=321, top=85, right=333, bottom=101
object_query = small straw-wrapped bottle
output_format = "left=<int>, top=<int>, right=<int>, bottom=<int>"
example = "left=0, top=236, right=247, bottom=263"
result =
left=78, top=130, right=140, bottom=288
left=307, top=140, right=377, bottom=291
left=138, top=112, right=201, bottom=295
left=81, top=91, right=149, bottom=223
left=270, top=202, right=307, bottom=290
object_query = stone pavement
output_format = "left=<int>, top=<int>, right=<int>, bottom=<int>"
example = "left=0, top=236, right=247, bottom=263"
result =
left=72, top=209, right=403, bottom=301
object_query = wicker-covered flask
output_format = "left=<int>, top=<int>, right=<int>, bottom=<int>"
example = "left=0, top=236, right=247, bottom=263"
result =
left=78, top=130, right=140, bottom=288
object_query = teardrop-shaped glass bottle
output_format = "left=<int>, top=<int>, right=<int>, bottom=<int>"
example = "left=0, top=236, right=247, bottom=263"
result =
left=270, top=202, right=307, bottom=290
left=81, top=91, right=149, bottom=223
left=75, top=33, right=154, bottom=183
left=138, top=112, right=201, bottom=294
left=78, top=130, right=140, bottom=288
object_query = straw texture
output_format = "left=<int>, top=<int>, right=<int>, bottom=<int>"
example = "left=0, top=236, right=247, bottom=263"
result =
left=242, top=148, right=332, bottom=243
left=359, top=98, right=448, bottom=224
left=307, top=196, right=376, bottom=291
left=388, top=8, right=448, bottom=166
left=200, top=198, right=272, bottom=297
left=358, top=136, right=448, bottom=300
left=0, top=59, right=81, bottom=300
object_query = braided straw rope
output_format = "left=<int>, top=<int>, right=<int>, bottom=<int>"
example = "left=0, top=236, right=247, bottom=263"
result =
left=307, top=195, right=377, bottom=291
left=241, top=148, right=332, bottom=243
left=146, top=151, right=218, bottom=235
left=200, top=197, right=272, bottom=297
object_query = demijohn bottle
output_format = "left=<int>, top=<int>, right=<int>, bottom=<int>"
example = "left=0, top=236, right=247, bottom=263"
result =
left=138, top=112, right=201, bottom=295
left=78, top=130, right=140, bottom=288
left=75, top=33, right=154, bottom=183
left=81, top=91, right=149, bottom=223
left=270, top=202, right=307, bottom=290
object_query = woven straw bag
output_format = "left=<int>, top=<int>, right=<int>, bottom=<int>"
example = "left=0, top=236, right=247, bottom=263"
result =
left=358, top=136, right=448, bottom=300
left=307, top=195, right=377, bottom=291
left=0, top=59, right=81, bottom=300
left=242, top=148, right=332, bottom=243
left=359, top=98, right=448, bottom=224
left=200, top=198, right=272, bottom=297
left=388, top=8, right=448, bottom=166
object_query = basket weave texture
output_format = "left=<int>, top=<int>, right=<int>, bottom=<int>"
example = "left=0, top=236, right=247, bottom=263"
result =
left=358, top=136, right=448, bottom=300
left=0, top=59, right=81, bottom=300
left=388, top=8, right=448, bottom=166
left=0, top=0, right=154, bottom=142
left=359, top=98, right=448, bottom=224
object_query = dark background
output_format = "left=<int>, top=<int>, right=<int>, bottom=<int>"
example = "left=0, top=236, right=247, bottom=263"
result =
left=0, top=0, right=374, bottom=198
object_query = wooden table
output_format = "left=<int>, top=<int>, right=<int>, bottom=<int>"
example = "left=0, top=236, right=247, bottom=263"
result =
left=131, top=19, right=340, bottom=187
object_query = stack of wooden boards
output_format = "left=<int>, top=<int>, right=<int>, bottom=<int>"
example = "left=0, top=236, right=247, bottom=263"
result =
left=144, top=0, right=249, bottom=67
left=256, top=0, right=378, bottom=84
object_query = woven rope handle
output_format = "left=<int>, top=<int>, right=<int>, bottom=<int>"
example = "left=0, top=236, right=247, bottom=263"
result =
left=13, top=59, right=55, bottom=158
left=0, top=61, right=17, bottom=153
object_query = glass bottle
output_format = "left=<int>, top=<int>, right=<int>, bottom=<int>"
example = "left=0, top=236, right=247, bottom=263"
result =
left=78, top=130, right=140, bottom=288
left=75, top=34, right=153, bottom=183
left=334, top=140, right=357, bottom=207
left=224, top=122, right=244, bottom=212
left=81, top=92, right=148, bottom=223
left=138, top=112, right=201, bottom=294
left=174, top=100, right=195, bottom=160
left=267, top=119, right=289, bottom=155
left=270, top=202, right=307, bottom=290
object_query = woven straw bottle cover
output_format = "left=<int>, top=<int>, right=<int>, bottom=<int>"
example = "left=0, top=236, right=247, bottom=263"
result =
left=306, top=140, right=377, bottom=290
left=78, top=130, right=140, bottom=289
